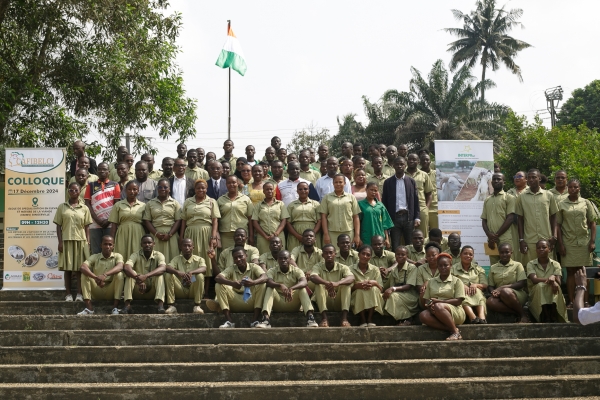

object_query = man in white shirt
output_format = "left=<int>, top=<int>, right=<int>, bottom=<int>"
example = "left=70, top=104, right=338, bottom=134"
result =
left=315, top=157, right=351, bottom=200
left=169, top=158, right=194, bottom=206
left=277, top=161, right=319, bottom=206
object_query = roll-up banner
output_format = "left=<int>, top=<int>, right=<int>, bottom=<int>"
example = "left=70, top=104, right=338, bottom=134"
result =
left=3, top=148, right=67, bottom=290
left=434, top=140, right=494, bottom=268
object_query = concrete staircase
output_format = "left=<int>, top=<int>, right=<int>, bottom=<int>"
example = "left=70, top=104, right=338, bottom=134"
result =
left=0, top=291, right=599, bottom=399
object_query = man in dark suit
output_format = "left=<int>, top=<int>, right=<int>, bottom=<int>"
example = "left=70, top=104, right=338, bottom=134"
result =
left=169, top=158, right=195, bottom=206
left=206, top=160, right=227, bottom=200
left=70, top=140, right=98, bottom=177
left=381, top=156, right=421, bottom=251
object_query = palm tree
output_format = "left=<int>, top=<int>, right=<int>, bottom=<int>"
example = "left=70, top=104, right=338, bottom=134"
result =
left=385, top=59, right=507, bottom=153
left=444, top=0, right=532, bottom=102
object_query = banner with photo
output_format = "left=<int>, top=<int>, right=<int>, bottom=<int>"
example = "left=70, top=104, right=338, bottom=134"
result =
left=434, top=140, right=494, bottom=267
left=3, top=148, right=67, bottom=290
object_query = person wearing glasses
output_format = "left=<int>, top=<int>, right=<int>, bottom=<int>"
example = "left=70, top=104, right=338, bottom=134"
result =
left=168, top=158, right=195, bottom=207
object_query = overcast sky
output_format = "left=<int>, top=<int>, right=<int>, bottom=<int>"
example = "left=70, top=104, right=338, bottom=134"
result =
left=144, top=0, right=599, bottom=162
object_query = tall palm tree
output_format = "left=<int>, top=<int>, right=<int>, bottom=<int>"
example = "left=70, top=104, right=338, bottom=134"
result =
left=385, top=59, right=507, bottom=153
left=444, top=0, right=532, bottom=102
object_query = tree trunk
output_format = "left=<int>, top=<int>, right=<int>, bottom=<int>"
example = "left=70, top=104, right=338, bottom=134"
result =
left=480, top=63, right=486, bottom=103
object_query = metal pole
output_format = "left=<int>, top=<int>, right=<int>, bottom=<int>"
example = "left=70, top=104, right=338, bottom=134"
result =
left=227, top=20, right=231, bottom=140
left=125, top=133, right=130, bottom=153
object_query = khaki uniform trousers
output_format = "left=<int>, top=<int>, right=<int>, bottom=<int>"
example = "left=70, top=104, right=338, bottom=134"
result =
left=419, top=206, right=430, bottom=235
left=165, top=273, right=204, bottom=304
left=313, top=283, right=351, bottom=312
left=428, top=210, right=438, bottom=230
left=82, top=272, right=125, bottom=300
left=215, top=282, right=266, bottom=312
left=262, top=287, right=314, bottom=316
left=124, top=275, right=165, bottom=302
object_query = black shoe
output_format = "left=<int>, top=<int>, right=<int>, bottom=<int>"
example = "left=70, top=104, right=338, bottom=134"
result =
left=157, top=304, right=165, bottom=314
left=120, top=306, right=133, bottom=315
left=478, top=319, right=488, bottom=324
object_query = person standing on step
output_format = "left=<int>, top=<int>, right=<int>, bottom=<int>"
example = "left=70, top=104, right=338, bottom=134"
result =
left=70, top=140, right=98, bottom=177
left=206, top=161, right=228, bottom=200
left=164, top=238, right=214, bottom=315
left=481, top=172, right=515, bottom=266
left=218, top=139, right=238, bottom=169
left=143, top=178, right=181, bottom=265
left=252, top=182, right=289, bottom=255
left=358, top=183, right=392, bottom=247
left=55, top=182, right=93, bottom=302
left=160, top=157, right=175, bottom=180
left=207, top=247, right=268, bottom=328
left=383, top=246, right=419, bottom=326
left=286, top=182, right=322, bottom=251
left=405, top=153, right=434, bottom=235
left=122, top=234, right=167, bottom=314
left=255, top=250, right=318, bottom=328
left=366, top=156, right=388, bottom=195
left=120, top=161, right=158, bottom=203
left=451, top=246, right=488, bottom=324
left=109, top=181, right=146, bottom=268
left=109, top=153, right=134, bottom=183
left=320, top=174, right=361, bottom=251
left=311, top=144, right=330, bottom=171
left=195, top=147, right=207, bottom=170
left=169, top=158, right=195, bottom=207
left=419, top=153, right=438, bottom=229
left=310, top=244, right=354, bottom=327
left=217, top=175, right=254, bottom=249
left=68, top=168, right=92, bottom=203
left=382, top=146, right=397, bottom=177
left=350, top=245, right=384, bottom=327
left=315, top=157, right=351, bottom=200
left=78, top=235, right=125, bottom=315
left=298, top=150, right=321, bottom=185
left=507, top=171, right=528, bottom=263
left=278, top=161, right=319, bottom=206
left=175, top=143, right=187, bottom=162
left=108, top=146, right=129, bottom=176
left=142, top=153, right=163, bottom=181
left=185, top=149, right=209, bottom=181
left=549, top=170, right=569, bottom=204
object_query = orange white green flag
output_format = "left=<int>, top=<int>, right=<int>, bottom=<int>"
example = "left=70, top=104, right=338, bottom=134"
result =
left=215, top=26, right=247, bottom=76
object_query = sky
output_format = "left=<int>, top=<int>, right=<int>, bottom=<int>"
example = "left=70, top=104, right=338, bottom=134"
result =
left=141, top=0, right=599, bottom=163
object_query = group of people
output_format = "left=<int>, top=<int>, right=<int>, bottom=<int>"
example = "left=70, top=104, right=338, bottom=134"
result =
left=53, top=137, right=599, bottom=338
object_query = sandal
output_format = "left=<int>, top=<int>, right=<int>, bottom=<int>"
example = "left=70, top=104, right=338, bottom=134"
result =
left=340, top=320, right=351, bottom=328
left=397, top=319, right=412, bottom=326
left=566, top=302, right=573, bottom=310
left=446, top=331, right=462, bottom=341
left=470, top=318, right=480, bottom=324
left=478, top=319, right=487, bottom=324
left=318, top=320, right=329, bottom=328
left=517, top=315, right=531, bottom=324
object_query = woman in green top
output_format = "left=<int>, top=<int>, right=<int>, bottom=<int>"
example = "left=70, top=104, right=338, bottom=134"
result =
left=142, top=178, right=181, bottom=264
left=109, top=181, right=146, bottom=262
left=286, top=182, right=322, bottom=251
left=382, top=246, right=419, bottom=325
left=180, top=179, right=220, bottom=297
left=252, top=182, right=289, bottom=254
left=419, top=253, right=466, bottom=340
left=54, top=182, right=93, bottom=302
left=358, top=182, right=393, bottom=246
left=451, top=246, right=488, bottom=324
left=351, top=245, right=384, bottom=327
left=527, top=240, right=569, bottom=323
left=556, top=178, right=596, bottom=307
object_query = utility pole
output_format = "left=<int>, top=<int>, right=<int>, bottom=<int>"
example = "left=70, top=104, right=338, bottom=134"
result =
left=125, top=133, right=131, bottom=153
left=227, top=19, right=231, bottom=141
left=545, top=86, right=563, bottom=127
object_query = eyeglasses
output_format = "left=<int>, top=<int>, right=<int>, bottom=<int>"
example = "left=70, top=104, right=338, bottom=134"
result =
left=68, top=189, right=79, bottom=192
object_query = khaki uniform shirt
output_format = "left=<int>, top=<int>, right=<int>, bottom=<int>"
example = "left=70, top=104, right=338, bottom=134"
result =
left=424, top=169, right=438, bottom=211
left=488, top=260, right=527, bottom=288
left=515, top=188, right=558, bottom=244
left=168, top=254, right=206, bottom=273
left=219, top=262, right=264, bottom=293
left=82, top=252, right=124, bottom=283
left=416, top=263, right=439, bottom=286
left=480, top=190, right=516, bottom=245
left=217, top=193, right=253, bottom=233
left=423, top=275, right=465, bottom=301
left=556, top=197, right=595, bottom=246
left=370, top=250, right=396, bottom=269
left=367, top=174, right=389, bottom=196
left=291, top=246, right=323, bottom=273
left=218, top=155, right=238, bottom=172
left=451, top=262, right=488, bottom=286
left=299, top=169, right=321, bottom=185
left=251, top=199, right=289, bottom=235
left=53, top=202, right=93, bottom=240
left=526, top=258, right=562, bottom=293
left=126, top=250, right=166, bottom=275
left=185, top=166, right=209, bottom=181
left=335, top=249, right=359, bottom=267
left=548, top=187, right=569, bottom=204
left=319, top=192, right=360, bottom=232
left=382, top=162, right=395, bottom=178
left=108, top=167, right=134, bottom=183
left=287, top=199, right=320, bottom=226
left=108, top=199, right=146, bottom=226
left=311, top=261, right=353, bottom=282
left=406, top=169, right=434, bottom=208
left=386, top=261, right=418, bottom=290
left=148, top=170, right=164, bottom=181
left=180, top=197, right=220, bottom=226
left=267, top=264, right=304, bottom=287
left=218, top=244, right=260, bottom=270
left=350, top=263, right=383, bottom=286
left=258, top=252, right=279, bottom=270
left=142, top=197, right=181, bottom=229
left=407, top=245, right=426, bottom=263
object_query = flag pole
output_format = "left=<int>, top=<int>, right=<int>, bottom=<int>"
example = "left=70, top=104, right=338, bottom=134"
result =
left=227, top=20, right=231, bottom=141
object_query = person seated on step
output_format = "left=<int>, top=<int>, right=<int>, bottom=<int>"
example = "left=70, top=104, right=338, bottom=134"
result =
left=451, top=246, right=488, bottom=324
left=310, top=244, right=354, bottom=327
left=78, top=235, right=125, bottom=315
left=419, top=253, right=466, bottom=340
left=370, top=235, right=396, bottom=284
left=526, top=239, right=569, bottom=323
left=406, top=229, right=426, bottom=266
left=335, top=234, right=359, bottom=267
left=255, top=250, right=318, bottom=328
left=291, top=229, right=323, bottom=292
left=350, top=244, right=384, bottom=327
left=258, top=236, right=299, bottom=271
left=122, top=234, right=167, bottom=314
left=573, top=269, right=600, bottom=325
left=164, top=238, right=215, bottom=315
left=382, top=246, right=419, bottom=326
left=486, top=243, right=530, bottom=323
left=218, top=228, right=260, bottom=271
left=425, top=228, right=449, bottom=252
left=207, top=247, right=268, bottom=328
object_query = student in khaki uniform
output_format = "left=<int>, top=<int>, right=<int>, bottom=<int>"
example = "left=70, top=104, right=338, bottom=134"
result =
left=526, top=240, right=569, bottom=323
left=406, top=153, right=434, bottom=234
left=184, top=149, right=209, bottom=181
left=108, top=181, right=146, bottom=268
left=78, top=236, right=125, bottom=315
left=320, top=174, right=361, bottom=251
left=415, top=242, right=442, bottom=295
left=335, top=234, right=359, bottom=267
left=142, top=178, right=182, bottom=264
left=350, top=245, right=384, bottom=327
left=217, top=175, right=254, bottom=249
left=406, top=230, right=427, bottom=266
left=451, top=246, right=488, bottom=324
left=122, top=235, right=167, bottom=314
left=67, top=168, right=92, bottom=202
left=481, top=173, right=516, bottom=265
left=310, top=244, right=354, bottom=327
left=516, top=169, right=559, bottom=266
left=556, top=178, right=596, bottom=306
left=298, top=150, right=321, bottom=185
left=291, top=229, right=323, bottom=291
left=255, top=250, right=318, bottom=328
left=382, top=246, right=420, bottom=325
left=109, top=154, right=134, bottom=182
left=218, top=228, right=260, bottom=271
left=382, top=146, right=397, bottom=177
left=286, top=182, right=322, bottom=251
left=419, top=154, right=438, bottom=229
left=447, top=233, right=462, bottom=265
left=548, top=170, right=568, bottom=204
left=419, top=253, right=466, bottom=340
left=486, top=243, right=530, bottom=323
left=164, top=238, right=214, bottom=315
left=207, top=247, right=268, bottom=328
left=258, top=236, right=284, bottom=271
left=425, top=228, right=449, bottom=252
left=252, top=182, right=289, bottom=254
left=370, top=235, right=396, bottom=283
left=366, top=156, right=388, bottom=195
left=507, top=171, right=528, bottom=263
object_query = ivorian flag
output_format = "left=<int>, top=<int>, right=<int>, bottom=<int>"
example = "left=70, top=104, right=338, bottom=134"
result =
left=215, top=26, right=247, bottom=76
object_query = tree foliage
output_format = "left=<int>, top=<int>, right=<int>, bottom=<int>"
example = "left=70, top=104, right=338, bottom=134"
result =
left=444, top=0, right=532, bottom=101
left=0, top=0, right=197, bottom=161
left=557, top=80, right=600, bottom=130
left=286, top=124, right=331, bottom=155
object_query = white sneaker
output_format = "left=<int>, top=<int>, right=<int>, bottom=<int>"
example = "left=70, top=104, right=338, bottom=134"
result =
left=111, top=308, right=120, bottom=315
left=256, top=319, right=271, bottom=328
left=219, top=321, right=235, bottom=328
left=193, top=305, right=204, bottom=314
left=65, top=294, right=73, bottom=302
left=165, top=305, right=178, bottom=314
left=306, top=315, right=318, bottom=328
left=77, top=308, right=94, bottom=315
left=75, top=294, right=83, bottom=302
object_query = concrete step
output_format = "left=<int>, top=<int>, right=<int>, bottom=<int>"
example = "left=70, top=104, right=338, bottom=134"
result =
left=0, top=357, right=598, bottom=384
left=0, top=324, right=599, bottom=346
left=1, top=337, right=598, bottom=364
left=0, top=375, right=599, bottom=399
